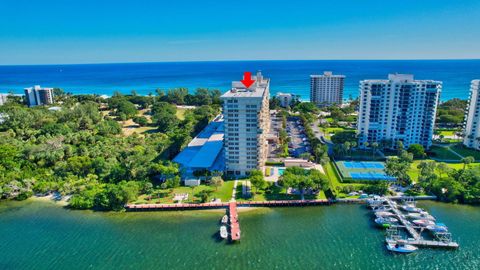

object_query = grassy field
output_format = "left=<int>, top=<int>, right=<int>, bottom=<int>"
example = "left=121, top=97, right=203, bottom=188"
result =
left=450, top=144, right=480, bottom=161
left=321, top=127, right=344, bottom=139
left=235, top=182, right=324, bottom=201
left=175, top=107, right=190, bottom=120
left=134, top=181, right=234, bottom=204
left=407, top=160, right=480, bottom=180
left=438, top=130, right=456, bottom=136
left=428, top=145, right=462, bottom=161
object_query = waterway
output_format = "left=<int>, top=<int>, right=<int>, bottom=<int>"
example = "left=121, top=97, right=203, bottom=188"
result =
left=0, top=200, right=478, bottom=269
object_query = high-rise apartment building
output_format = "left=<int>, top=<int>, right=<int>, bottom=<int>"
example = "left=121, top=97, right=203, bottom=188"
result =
left=275, top=92, right=293, bottom=108
left=24, top=85, right=54, bottom=107
left=357, top=74, right=441, bottom=149
left=221, top=71, right=270, bottom=176
left=0, top=94, right=9, bottom=106
left=463, top=80, right=480, bottom=149
left=310, top=71, right=345, bottom=106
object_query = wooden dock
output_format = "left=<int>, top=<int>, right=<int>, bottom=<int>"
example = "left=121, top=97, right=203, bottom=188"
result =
left=228, top=202, right=240, bottom=241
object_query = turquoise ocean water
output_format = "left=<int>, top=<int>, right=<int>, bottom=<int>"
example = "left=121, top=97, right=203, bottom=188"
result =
left=1, top=60, right=479, bottom=100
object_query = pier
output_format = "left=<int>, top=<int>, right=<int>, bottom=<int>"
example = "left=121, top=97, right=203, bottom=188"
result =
left=228, top=202, right=240, bottom=241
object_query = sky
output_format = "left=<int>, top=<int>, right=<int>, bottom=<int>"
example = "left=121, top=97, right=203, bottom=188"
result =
left=0, top=0, right=479, bottom=65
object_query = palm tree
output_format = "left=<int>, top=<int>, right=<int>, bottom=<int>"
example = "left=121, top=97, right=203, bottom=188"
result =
left=371, top=142, right=379, bottom=159
left=436, top=162, right=449, bottom=179
left=461, top=156, right=475, bottom=170
left=363, top=141, right=369, bottom=149
left=344, top=142, right=351, bottom=158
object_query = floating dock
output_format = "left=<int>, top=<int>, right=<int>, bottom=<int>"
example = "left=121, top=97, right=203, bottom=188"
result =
left=374, top=198, right=459, bottom=249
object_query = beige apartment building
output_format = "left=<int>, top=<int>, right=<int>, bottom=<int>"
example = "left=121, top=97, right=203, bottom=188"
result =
left=310, top=71, right=345, bottom=106
left=221, top=71, right=270, bottom=176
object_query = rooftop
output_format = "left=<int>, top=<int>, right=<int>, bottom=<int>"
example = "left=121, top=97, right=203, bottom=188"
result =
left=310, top=71, right=345, bottom=78
left=221, top=71, right=269, bottom=99
left=173, top=115, right=225, bottom=171
left=25, top=85, right=53, bottom=91
left=362, top=74, right=442, bottom=84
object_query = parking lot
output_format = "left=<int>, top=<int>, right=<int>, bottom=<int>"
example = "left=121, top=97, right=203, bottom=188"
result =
left=286, top=117, right=310, bottom=157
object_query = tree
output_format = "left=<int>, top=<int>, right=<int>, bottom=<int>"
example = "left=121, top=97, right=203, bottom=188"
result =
left=166, top=176, right=180, bottom=189
left=407, top=144, right=425, bottom=158
left=462, top=156, right=475, bottom=170
left=196, top=189, right=213, bottom=203
left=280, top=167, right=316, bottom=199
left=151, top=102, right=179, bottom=132
left=210, top=176, right=224, bottom=191
left=310, top=169, right=329, bottom=191
left=249, top=170, right=266, bottom=193
left=371, top=142, right=379, bottom=158
left=436, top=162, right=450, bottom=179
left=385, top=156, right=412, bottom=186
left=133, top=116, right=148, bottom=127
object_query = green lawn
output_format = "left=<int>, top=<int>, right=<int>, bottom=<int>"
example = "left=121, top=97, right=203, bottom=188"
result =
left=428, top=145, right=462, bottom=161
left=438, top=130, right=456, bottom=136
left=134, top=181, right=234, bottom=204
left=450, top=144, right=480, bottom=161
left=321, top=127, right=344, bottom=139
left=175, top=107, right=189, bottom=120
left=408, top=160, right=480, bottom=181
left=235, top=182, right=323, bottom=201
left=324, top=162, right=342, bottom=192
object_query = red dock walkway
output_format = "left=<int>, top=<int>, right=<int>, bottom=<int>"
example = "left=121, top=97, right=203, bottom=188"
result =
left=228, top=202, right=240, bottom=241
left=125, top=199, right=334, bottom=211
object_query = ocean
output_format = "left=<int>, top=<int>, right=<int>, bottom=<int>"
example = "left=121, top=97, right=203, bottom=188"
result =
left=1, top=60, right=479, bottom=101
left=0, top=200, right=478, bottom=269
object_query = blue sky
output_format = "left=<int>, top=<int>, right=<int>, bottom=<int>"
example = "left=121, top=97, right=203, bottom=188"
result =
left=0, top=0, right=479, bottom=64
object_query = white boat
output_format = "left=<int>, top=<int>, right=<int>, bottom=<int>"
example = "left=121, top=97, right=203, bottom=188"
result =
left=375, top=217, right=398, bottom=228
left=221, top=215, right=228, bottom=224
left=373, top=206, right=392, bottom=213
left=427, top=223, right=448, bottom=233
left=406, top=212, right=435, bottom=221
left=386, top=240, right=418, bottom=253
left=375, top=211, right=395, bottom=218
left=412, top=219, right=436, bottom=227
left=220, top=226, right=228, bottom=239
left=401, top=205, right=422, bottom=213
left=367, top=196, right=386, bottom=207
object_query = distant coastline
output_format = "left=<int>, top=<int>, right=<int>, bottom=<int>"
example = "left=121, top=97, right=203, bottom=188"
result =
left=1, top=59, right=479, bottom=101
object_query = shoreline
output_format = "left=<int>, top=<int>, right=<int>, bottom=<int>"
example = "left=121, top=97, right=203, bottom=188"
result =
left=30, top=193, right=71, bottom=207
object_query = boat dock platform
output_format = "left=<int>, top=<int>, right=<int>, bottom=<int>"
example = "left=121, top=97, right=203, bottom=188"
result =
left=228, top=202, right=240, bottom=241
left=380, top=198, right=459, bottom=249
left=385, top=199, right=421, bottom=240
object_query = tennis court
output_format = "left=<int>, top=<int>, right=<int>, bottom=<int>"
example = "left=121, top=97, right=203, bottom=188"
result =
left=335, top=161, right=395, bottom=181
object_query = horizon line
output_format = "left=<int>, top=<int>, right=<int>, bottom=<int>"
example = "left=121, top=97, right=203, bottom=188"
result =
left=1, top=58, right=480, bottom=67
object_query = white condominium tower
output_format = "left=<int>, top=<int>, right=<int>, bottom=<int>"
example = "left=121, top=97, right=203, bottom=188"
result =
left=310, top=71, right=345, bottom=106
left=357, top=74, right=441, bottom=149
left=463, top=80, right=480, bottom=149
left=24, top=85, right=54, bottom=107
left=221, top=71, right=270, bottom=176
